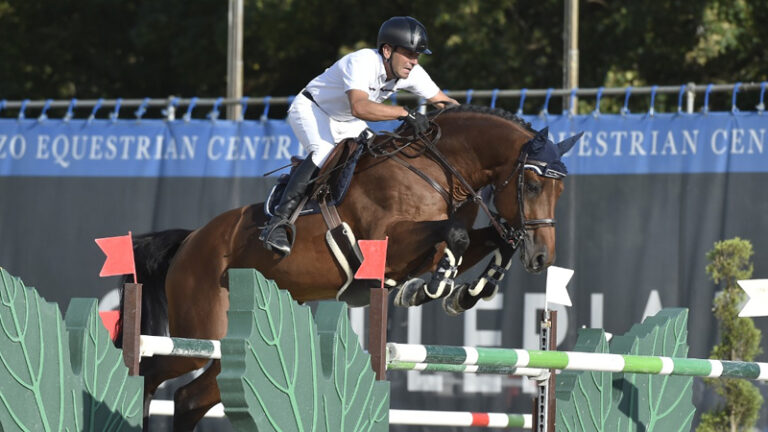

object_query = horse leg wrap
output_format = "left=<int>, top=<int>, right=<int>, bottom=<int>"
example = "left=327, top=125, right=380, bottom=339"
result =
left=468, top=249, right=512, bottom=299
left=424, top=249, right=461, bottom=299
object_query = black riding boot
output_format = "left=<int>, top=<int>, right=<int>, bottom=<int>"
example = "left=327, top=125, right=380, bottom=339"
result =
left=260, top=156, right=319, bottom=256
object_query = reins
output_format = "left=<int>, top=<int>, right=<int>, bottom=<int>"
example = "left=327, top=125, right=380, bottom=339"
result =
left=273, top=105, right=559, bottom=250
left=365, top=110, right=555, bottom=248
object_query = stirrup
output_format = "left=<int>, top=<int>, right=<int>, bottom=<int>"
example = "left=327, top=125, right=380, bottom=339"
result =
left=260, top=219, right=296, bottom=251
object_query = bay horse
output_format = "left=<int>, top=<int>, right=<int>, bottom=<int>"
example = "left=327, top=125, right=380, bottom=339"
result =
left=117, top=105, right=580, bottom=431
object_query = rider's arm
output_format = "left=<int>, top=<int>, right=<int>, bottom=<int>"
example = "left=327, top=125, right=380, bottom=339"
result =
left=347, top=89, right=409, bottom=121
left=427, top=91, right=460, bottom=108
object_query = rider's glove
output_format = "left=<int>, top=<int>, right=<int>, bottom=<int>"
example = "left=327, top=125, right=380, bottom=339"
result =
left=398, top=108, right=430, bottom=135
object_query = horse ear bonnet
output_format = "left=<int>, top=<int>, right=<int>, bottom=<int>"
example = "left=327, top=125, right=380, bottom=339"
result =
left=524, top=128, right=584, bottom=178
left=529, top=127, right=549, bottom=152
left=557, top=132, right=583, bottom=156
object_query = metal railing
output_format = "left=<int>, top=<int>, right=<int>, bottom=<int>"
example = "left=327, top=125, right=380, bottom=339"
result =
left=1, top=82, right=765, bottom=120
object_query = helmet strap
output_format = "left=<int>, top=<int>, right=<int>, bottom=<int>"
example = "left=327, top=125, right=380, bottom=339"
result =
left=383, top=45, right=404, bottom=80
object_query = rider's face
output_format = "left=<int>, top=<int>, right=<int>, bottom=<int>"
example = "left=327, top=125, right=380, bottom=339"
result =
left=385, top=46, right=420, bottom=79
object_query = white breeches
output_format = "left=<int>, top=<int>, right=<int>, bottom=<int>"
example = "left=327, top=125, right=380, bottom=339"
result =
left=287, top=93, right=368, bottom=166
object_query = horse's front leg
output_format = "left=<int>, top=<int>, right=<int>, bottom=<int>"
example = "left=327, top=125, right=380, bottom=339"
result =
left=436, top=225, right=517, bottom=315
left=394, top=219, right=469, bottom=307
left=442, top=243, right=516, bottom=315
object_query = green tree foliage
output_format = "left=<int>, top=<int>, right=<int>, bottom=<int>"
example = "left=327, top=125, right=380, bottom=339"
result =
left=1, top=0, right=767, bottom=111
left=0, top=0, right=227, bottom=99
left=696, top=238, right=763, bottom=432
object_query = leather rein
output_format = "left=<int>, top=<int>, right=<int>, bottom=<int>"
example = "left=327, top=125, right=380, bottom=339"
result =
left=367, top=119, right=556, bottom=249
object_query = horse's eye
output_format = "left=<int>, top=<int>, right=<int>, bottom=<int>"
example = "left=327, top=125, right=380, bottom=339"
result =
left=526, top=182, right=541, bottom=194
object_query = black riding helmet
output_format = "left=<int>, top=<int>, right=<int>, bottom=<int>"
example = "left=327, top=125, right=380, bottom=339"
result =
left=377, top=16, right=432, bottom=55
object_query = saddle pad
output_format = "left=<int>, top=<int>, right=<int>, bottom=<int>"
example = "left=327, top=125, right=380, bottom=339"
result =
left=264, top=142, right=364, bottom=217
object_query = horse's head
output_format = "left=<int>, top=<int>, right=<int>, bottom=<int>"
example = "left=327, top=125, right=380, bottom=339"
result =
left=493, top=127, right=582, bottom=273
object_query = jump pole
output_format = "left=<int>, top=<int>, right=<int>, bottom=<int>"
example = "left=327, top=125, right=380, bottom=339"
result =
left=148, top=401, right=533, bottom=429
left=386, top=344, right=768, bottom=381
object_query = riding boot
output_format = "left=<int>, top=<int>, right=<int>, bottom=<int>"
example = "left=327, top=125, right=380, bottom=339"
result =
left=260, top=156, right=319, bottom=256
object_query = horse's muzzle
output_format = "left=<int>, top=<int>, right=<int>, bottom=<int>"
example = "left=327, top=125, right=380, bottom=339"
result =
left=527, top=250, right=548, bottom=273
left=520, top=231, right=554, bottom=274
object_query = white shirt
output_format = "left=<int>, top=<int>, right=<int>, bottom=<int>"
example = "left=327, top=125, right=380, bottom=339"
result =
left=302, top=48, right=441, bottom=122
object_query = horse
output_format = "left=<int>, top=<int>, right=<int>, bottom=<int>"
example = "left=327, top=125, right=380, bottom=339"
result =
left=116, top=104, right=580, bottom=431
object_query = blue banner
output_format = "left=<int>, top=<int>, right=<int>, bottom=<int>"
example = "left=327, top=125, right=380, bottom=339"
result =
left=0, top=119, right=301, bottom=177
left=0, top=112, right=765, bottom=177
left=526, top=112, right=767, bottom=175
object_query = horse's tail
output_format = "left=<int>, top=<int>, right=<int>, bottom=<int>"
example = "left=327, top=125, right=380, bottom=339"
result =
left=114, top=228, right=192, bottom=348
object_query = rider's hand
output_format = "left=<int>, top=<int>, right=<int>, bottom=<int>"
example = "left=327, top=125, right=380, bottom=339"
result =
left=398, top=108, right=430, bottom=135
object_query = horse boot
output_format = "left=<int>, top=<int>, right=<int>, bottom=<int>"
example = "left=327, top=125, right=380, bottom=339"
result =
left=259, top=156, right=319, bottom=256
left=424, top=249, right=462, bottom=299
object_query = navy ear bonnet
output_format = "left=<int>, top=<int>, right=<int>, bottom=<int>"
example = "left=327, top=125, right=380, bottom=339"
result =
left=522, top=127, right=583, bottom=178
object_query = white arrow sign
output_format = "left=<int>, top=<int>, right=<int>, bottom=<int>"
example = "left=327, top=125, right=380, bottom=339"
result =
left=546, top=266, right=574, bottom=307
left=738, top=279, right=768, bottom=317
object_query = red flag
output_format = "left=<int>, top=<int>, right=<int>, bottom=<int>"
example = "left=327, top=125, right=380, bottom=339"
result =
left=99, top=310, right=120, bottom=341
left=355, top=237, right=388, bottom=287
left=95, top=232, right=137, bottom=282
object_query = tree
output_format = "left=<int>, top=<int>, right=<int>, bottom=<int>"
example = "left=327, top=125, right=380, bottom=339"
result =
left=0, top=0, right=228, bottom=100
left=696, top=237, right=763, bottom=432
left=1, top=0, right=767, bottom=113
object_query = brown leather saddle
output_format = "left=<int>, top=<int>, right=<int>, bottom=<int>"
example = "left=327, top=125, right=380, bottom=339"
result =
left=276, top=131, right=388, bottom=307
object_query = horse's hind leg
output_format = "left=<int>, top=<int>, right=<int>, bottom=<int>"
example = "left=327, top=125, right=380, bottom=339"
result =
left=141, top=356, right=190, bottom=430
left=172, top=359, right=222, bottom=432
left=140, top=357, right=163, bottom=430
left=394, top=220, right=470, bottom=307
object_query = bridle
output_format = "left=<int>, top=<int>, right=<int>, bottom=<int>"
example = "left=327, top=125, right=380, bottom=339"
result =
left=492, top=146, right=560, bottom=249
left=367, top=119, right=560, bottom=250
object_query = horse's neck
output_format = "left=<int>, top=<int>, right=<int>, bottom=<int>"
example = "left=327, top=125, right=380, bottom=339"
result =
left=436, top=119, right=526, bottom=190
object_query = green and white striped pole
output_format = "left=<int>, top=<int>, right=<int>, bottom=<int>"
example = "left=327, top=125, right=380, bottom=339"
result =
left=140, top=335, right=221, bottom=359
left=387, top=343, right=768, bottom=381
left=386, top=361, right=549, bottom=378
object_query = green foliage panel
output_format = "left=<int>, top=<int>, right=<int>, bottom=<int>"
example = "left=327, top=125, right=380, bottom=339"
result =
left=555, top=329, right=616, bottom=431
left=556, top=308, right=696, bottom=432
left=0, top=267, right=143, bottom=431
left=65, top=298, right=144, bottom=430
left=219, top=269, right=389, bottom=432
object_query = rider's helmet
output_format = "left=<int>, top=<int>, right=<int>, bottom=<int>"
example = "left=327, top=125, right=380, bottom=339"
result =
left=377, top=16, right=432, bottom=55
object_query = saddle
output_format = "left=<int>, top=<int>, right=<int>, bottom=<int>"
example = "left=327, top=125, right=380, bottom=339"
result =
left=265, top=135, right=364, bottom=217
left=264, top=130, right=389, bottom=306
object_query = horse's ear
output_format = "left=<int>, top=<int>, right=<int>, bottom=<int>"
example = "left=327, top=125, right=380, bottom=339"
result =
left=557, top=132, right=583, bottom=156
left=530, top=127, right=549, bottom=151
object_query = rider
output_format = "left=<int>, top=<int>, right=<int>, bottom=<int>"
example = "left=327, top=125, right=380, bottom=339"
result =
left=260, top=16, right=459, bottom=256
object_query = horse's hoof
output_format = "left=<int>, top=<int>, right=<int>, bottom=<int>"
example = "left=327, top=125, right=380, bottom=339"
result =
left=443, top=283, right=485, bottom=314
left=442, top=286, right=466, bottom=316
left=394, top=278, right=425, bottom=307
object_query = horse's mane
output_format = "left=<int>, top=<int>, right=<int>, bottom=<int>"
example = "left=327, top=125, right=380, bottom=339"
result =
left=436, top=104, right=536, bottom=134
